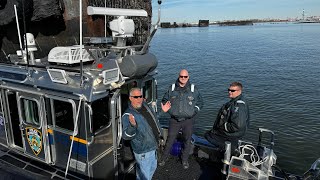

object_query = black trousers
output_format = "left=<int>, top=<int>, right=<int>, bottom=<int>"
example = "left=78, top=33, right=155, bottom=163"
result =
left=162, top=117, right=194, bottom=162
left=204, top=130, right=239, bottom=153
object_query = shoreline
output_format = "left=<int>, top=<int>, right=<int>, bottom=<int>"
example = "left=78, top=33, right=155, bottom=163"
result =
left=160, top=20, right=320, bottom=28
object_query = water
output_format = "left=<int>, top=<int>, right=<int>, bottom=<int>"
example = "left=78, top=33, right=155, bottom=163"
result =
left=150, top=23, right=320, bottom=175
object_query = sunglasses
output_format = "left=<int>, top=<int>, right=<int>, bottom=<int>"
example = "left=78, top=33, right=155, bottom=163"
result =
left=228, top=89, right=238, bottom=92
left=179, top=76, right=188, bottom=78
left=131, top=95, right=143, bottom=99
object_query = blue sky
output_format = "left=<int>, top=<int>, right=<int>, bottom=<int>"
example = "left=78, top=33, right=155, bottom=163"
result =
left=152, top=0, right=320, bottom=23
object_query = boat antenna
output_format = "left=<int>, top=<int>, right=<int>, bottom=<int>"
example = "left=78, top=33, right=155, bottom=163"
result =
left=21, top=0, right=30, bottom=67
left=104, top=0, right=107, bottom=38
left=14, top=5, right=23, bottom=56
left=137, top=0, right=162, bottom=55
left=80, top=0, right=84, bottom=87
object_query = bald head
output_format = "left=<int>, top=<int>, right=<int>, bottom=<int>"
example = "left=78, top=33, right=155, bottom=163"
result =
left=178, top=69, right=189, bottom=87
left=179, top=69, right=188, bottom=76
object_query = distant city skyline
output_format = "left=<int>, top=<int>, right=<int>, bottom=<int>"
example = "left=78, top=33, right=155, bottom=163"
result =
left=152, top=0, right=320, bottom=23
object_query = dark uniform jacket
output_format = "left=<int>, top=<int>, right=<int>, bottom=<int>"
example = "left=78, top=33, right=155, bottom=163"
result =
left=162, top=80, right=203, bottom=121
left=212, top=94, right=250, bottom=139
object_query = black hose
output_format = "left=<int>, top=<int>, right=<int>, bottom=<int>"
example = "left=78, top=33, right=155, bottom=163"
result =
left=272, top=164, right=291, bottom=180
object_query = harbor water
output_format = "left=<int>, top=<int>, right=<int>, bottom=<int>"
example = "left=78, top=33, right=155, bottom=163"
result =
left=150, top=23, right=320, bottom=174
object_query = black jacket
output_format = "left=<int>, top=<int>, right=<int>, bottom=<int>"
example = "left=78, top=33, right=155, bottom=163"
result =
left=212, top=94, right=250, bottom=139
left=162, top=80, right=203, bottom=121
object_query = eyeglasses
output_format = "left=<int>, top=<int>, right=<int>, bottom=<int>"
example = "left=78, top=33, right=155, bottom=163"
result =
left=228, top=89, right=238, bottom=92
left=179, top=76, right=188, bottom=78
left=131, top=95, right=143, bottom=99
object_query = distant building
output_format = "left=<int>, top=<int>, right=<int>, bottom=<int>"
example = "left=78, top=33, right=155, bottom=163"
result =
left=198, top=20, right=209, bottom=27
left=161, top=22, right=171, bottom=28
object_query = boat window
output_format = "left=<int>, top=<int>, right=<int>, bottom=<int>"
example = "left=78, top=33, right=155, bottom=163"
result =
left=52, top=99, right=74, bottom=131
left=7, top=91, right=23, bottom=147
left=91, top=96, right=110, bottom=133
left=143, top=80, right=153, bottom=103
left=120, top=81, right=138, bottom=112
left=45, top=98, right=53, bottom=126
left=120, top=81, right=138, bottom=94
left=20, top=98, right=40, bottom=126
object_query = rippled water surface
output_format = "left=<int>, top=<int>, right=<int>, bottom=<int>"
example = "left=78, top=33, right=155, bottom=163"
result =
left=150, top=23, right=320, bottom=174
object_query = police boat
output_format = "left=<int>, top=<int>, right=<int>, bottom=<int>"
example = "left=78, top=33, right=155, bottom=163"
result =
left=0, top=0, right=162, bottom=179
left=0, top=0, right=319, bottom=180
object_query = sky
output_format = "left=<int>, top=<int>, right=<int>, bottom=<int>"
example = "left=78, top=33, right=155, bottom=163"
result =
left=152, top=0, right=320, bottom=23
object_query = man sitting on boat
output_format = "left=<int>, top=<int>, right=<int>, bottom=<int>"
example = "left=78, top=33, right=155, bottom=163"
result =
left=205, top=82, right=250, bottom=153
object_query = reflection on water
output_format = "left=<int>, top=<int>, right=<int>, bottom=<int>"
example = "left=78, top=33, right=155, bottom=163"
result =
left=151, top=23, right=320, bottom=174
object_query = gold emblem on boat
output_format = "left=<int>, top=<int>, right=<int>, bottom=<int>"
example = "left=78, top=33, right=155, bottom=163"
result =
left=26, top=127, right=42, bottom=156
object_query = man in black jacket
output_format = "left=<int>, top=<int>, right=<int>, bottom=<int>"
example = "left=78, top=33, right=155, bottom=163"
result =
left=205, top=82, right=250, bottom=151
left=159, top=69, right=203, bottom=169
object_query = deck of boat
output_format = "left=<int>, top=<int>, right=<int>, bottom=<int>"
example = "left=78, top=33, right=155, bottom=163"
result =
left=0, top=143, right=309, bottom=180
left=153, top=153, right=223, bottom=180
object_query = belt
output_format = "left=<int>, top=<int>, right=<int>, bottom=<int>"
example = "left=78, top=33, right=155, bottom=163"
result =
left=172, top=117, right=187, bottom=122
